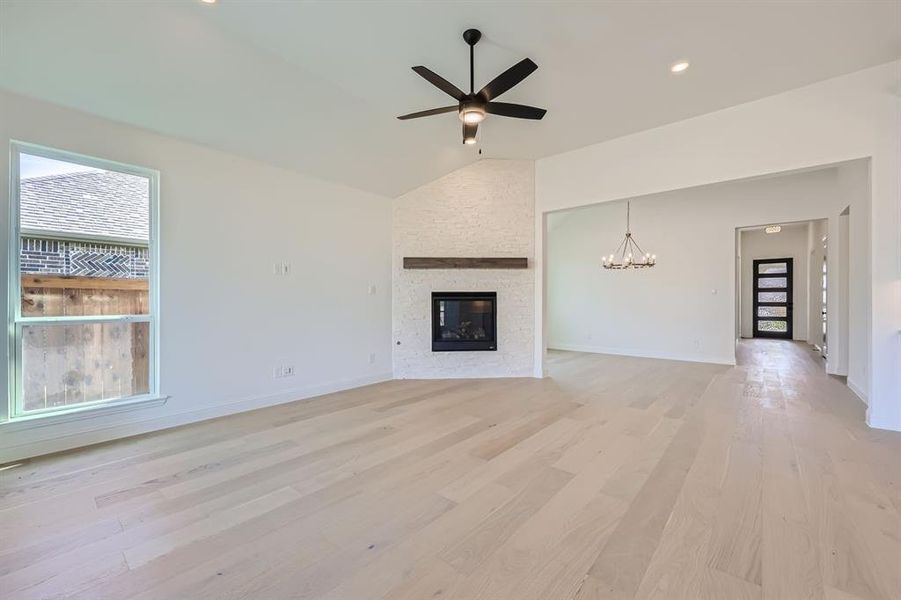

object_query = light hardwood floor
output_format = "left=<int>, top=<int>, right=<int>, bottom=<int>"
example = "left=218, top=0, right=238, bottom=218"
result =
left=1, top=340, right=899, bottom=599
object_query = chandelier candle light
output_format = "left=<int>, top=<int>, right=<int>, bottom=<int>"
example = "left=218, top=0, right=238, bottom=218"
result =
left=602, top=201, right=657, bottom=269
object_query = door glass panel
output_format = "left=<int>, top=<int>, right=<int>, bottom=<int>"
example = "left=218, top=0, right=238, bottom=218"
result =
left=20, top=321, right=150, bottom=412
left=758, top=277, right=787, bottom=288
left=757, top=320, right=788, bottom=332
left=758, top=262, right=787, bottom=274
left=758, top=292, right=787, bottom=303
left=758, top=306, right=787, bottom=317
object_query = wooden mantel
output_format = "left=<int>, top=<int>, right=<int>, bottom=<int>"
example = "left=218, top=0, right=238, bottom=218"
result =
left=403, top=257, right=528, bottom=269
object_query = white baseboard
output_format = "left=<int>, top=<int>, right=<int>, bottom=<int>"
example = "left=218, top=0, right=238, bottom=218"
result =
left=847, top=377, right=868, bottom=406
left=548, top=342, right=736, bottom=366
left=1, top=371, right=393, bottom=463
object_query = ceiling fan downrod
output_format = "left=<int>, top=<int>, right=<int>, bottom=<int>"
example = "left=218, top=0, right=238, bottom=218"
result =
left=463, top=28, right=481, bottom=94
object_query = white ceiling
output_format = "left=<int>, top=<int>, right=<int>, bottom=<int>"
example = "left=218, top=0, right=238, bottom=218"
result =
left=1, top=1, right=899, bottom=197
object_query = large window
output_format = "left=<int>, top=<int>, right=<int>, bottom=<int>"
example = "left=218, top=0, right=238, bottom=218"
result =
left=8, top=142, right=159, bottom=418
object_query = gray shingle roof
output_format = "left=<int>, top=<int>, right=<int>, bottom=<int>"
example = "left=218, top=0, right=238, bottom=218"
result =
left=20, top=171, right=150, bottom=242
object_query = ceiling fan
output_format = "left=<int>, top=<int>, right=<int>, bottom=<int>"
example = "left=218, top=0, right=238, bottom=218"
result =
left=398, top=28, right=546, bottom=145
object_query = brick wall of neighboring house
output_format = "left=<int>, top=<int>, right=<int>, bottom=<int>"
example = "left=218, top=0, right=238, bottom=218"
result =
left=20, top=237, right=149, bottom=279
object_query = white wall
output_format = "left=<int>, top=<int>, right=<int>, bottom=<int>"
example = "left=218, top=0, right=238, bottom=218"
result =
left=0, top=90, right=393, bottom=461
left=547, top=169, right=852, bottom=366
left=393, top=160, right=535, bottom=378
left=840, top=162, right=873, bottom=401
left=739, top=223, right=811, bottom=341
left=535, top=61, right=901, bottom=431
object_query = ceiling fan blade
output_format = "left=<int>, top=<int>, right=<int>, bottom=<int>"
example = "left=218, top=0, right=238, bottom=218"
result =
left=478, top=58, right=538, bottom=101
left=397, top=106, right=458, bottom=120
left=412, top=66, right=465, bottom=100
left=463, top=121, right=478, bottom=143
left=485, top=102, right=547, bottom=120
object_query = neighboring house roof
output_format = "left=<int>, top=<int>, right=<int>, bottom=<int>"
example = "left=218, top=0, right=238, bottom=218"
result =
left=20, top=171, right=149, bottom=242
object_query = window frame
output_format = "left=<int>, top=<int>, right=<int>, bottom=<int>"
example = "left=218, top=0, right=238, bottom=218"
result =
left=6, top=141, right=161, bottom=421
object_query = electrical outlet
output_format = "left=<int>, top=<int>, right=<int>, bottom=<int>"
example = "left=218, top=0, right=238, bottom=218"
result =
left=368, top=284, right=377, bottom=296
left=369, top=353, right=376, bottom=364
left=273, top=364, right=295, bottom=378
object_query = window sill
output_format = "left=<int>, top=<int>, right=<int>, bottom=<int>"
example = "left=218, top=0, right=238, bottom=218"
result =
left=0, top=395, right=169, bottom=432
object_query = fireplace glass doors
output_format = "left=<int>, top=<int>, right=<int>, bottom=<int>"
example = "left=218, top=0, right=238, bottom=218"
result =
left=432, top=292, right=497, bottom=351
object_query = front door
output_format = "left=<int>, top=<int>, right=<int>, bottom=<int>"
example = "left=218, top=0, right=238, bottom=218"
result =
left=753, top=258, right=793, bottom=339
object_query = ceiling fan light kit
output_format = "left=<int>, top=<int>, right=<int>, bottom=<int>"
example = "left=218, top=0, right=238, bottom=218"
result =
left=460, top=104, right=486, bottom=124
left=398, top=28, right=547, bottom=144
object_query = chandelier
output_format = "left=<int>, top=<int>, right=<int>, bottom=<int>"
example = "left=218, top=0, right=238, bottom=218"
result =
left=602, top=201, right=656, bottom=269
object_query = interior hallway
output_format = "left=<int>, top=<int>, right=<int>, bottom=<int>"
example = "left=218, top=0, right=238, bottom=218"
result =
left=0, top=340, right=898, bottom=599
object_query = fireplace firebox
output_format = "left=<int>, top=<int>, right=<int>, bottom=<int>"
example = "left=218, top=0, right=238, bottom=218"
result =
left=432, top=292, right=497, bottom=351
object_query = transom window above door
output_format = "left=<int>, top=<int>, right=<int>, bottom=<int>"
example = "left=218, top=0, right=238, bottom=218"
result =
left=7, top=142, right=160, bottom=420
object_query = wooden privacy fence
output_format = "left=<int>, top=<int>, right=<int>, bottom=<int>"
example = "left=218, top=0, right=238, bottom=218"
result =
left=19, top=275, right=150, bottom=412
left=21, top=275, right=149, bottom=317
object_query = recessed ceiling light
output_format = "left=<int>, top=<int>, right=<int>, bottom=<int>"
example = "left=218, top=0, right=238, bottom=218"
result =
left=765, top=225, right=782, bottom=234
left=201, top=0, right=216, bottom=4
left=670, top=60, right=690, bottom=74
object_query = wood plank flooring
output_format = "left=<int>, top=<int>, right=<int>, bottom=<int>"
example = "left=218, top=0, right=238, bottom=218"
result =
left=1, top=340, right=899, bottom=599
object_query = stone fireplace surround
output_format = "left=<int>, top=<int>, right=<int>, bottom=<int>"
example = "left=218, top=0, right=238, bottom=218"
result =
left=392, top=159, right=535, bottom=379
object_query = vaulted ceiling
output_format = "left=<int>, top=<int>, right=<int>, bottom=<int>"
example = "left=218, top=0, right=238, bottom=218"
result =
left=1, top=1, right=899, bottom=197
